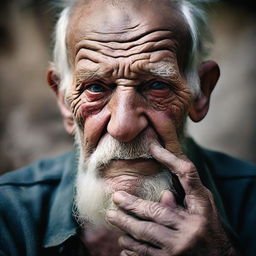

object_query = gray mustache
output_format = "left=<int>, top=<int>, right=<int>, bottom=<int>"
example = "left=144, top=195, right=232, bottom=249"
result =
left=86, top=133, right=154, bottom=171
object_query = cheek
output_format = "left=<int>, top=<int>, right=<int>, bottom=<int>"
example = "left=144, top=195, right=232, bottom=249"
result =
left=69, top=90, right=110, bottom=126
left=147, top=110, right=184, bottom=154
left=147, top=110, right=176, bottom=133
left=68, top=91, right=111, bottom=150
left=147, top=90, right=191, bottom=124
left=82, top=110, right=110, bottom=153
left=81, top=97, right=109, bottom=117
left=146, top=90, right=191, bottom=148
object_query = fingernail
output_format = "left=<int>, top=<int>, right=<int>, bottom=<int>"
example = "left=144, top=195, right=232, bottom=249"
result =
left=159, top=189, right=168, bottom=200
left=112, top=191, right=127, bottom=204
left=106, top=210, right=117, bottom=219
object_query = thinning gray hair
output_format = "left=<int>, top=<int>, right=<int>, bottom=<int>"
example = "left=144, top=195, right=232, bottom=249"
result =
left=52, top=0, right=214, bottom=96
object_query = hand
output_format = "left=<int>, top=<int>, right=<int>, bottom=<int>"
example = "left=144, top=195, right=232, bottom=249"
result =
left=106, top=143, right=238, bottom=256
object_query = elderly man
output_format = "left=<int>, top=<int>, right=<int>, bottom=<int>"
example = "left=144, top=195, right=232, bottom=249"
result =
left=0, top=0, right=255, bottom=255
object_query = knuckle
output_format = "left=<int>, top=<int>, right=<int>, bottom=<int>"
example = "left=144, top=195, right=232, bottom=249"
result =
left=180, top=161, right=195, bottom=174
left=137, top=244, right=150, bottom=256
left=133, top=197, right=143, bottom=208
left=119, top=236, right=151, bottom=256
left=137, top=222, right=155, bottom=241
left=204, top=187, right=214, bottom=201
left=178, top=161, right=198, bottom=180
left=126, top=197, right=145, bottom=212
left=136, top=222, right=150, bottom=240
left=119, top=213, right=134, bottom=231
left=125, top=216, right=135, bottom=229
left=145, top=202, right=165, bottom=219
left=119, top=236, right=129, bottom=247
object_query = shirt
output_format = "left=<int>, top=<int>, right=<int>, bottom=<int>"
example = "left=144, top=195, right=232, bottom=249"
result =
left=0, top=139, right=255, bottom=255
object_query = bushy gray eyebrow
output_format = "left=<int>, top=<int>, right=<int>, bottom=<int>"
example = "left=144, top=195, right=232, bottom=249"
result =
left=149, top=61, right=178, bottom=78
left=75, top=61, right=179, bottom=86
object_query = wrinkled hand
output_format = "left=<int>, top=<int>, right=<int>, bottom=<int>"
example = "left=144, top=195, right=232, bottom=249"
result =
left=106, top=143, right=238, bottom=256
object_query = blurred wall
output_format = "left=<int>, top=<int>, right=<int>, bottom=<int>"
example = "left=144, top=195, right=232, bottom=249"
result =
left=188, top=2, right=256, bottom=163
left=0, top=0, right=73, bottom=175
left=0, top=1, right=255, bottom=175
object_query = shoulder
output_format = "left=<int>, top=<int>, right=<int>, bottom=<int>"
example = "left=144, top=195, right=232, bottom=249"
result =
left=199, top=147, right=256, bottom=255
left=201, top=148, right=256, bottom=178
left=0, top=151, right=74, bottom=186
left=0, top=151, right=75, bottom=255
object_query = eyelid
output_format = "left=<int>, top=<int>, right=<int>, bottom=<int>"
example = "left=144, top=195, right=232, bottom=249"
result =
left=81, top=80, right=105, bottom=89
left=146, top=80, right=171, bottom=90
left=85, top=83, right=104, bottom=88
left=82, top=81, right=116, bottom=94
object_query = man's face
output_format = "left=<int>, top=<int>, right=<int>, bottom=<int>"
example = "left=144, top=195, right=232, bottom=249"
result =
left=65, top=0, right=194, bottom=226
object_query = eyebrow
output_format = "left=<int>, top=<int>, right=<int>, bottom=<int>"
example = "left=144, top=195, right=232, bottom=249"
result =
left=149, top=62, right=178, bottom=78
left=75, top=61, right=178, bottom=85
left=75, top=70, right=104, bottom=85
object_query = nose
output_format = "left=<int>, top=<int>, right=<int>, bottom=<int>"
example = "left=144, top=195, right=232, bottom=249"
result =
left=107, top=88, right=148, bottom=142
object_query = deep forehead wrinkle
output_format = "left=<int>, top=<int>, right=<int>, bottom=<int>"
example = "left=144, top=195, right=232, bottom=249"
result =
left=75, top=30, right=176, bottom=53
left=68, top=0, right=191, bottom=74
left=73, top=29, right=180, bottom=71
left=75, top=40, right=178, bottom=64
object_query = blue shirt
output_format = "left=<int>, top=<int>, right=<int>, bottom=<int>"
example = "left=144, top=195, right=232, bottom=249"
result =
left=0, top=139, right=256, bottom=255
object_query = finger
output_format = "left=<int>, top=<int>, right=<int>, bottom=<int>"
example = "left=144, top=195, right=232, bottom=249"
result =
left=112, top=191, right=185, bottom=228
left=119, top=235, right=161, bottom=256
left=106, top=209, right=172, bottom=248
left=149, top=142, right=206, bottom=197
left=159, top=190, right=177, bottom=208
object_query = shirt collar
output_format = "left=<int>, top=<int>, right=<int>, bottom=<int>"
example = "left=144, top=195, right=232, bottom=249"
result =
left=43, top=150, right=79, bottom=248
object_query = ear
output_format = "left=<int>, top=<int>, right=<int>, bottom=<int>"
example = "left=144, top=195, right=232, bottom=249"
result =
left=188, top=60, right=220, bottom=122
left=47, top=68, right=75, bottom=135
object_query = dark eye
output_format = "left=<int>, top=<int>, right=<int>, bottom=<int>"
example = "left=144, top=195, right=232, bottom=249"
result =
left=86, top=84, right=106, bottom=93
left=148, top=81, right=169, bottom=90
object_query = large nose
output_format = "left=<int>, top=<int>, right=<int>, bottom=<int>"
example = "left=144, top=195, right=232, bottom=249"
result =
left=107, top=88, right=148, bottom=142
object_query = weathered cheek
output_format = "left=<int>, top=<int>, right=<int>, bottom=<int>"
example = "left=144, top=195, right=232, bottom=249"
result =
left=82, top=108, right=111, bottom=155
left=168, top=96, right=190, bottom=120
left=68, top=93, right=112, bottom=155
left=68, top=91, right=110, bottom=129
left=81, top=97, right=109, bottom=116
left=148, top=89, right=192, bottom=121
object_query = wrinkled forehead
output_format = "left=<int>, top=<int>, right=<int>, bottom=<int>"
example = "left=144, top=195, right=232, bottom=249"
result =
left=66, top=0, right=191, bottom=66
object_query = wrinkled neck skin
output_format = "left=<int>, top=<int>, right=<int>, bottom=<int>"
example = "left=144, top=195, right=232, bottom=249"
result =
left=67, top=0, right=194, bottom=253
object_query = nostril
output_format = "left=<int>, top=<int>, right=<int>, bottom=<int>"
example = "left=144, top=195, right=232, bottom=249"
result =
left=107, top=115, right=148, bottom=142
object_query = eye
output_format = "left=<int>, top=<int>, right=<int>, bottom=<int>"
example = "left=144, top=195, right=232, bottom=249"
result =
left=86, top=84, right=106, bottom=93
left=148, top=81, right=169, bottom=90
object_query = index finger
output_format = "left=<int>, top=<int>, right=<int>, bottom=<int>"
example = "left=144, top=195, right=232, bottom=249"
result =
left=149, top=142, right=206, bottom=198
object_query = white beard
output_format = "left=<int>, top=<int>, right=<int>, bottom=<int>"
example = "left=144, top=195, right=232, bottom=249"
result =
left=74, top=132, right=174, bottom=230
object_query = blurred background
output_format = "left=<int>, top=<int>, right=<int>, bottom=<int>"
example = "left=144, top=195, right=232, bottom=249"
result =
left=0, top=0, right=255, bottom=175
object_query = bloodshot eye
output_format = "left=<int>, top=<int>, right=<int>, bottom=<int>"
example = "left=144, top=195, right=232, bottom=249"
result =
left=148, top=81, right=169, bottom=90
left=86, top=84, right=106, bottom=93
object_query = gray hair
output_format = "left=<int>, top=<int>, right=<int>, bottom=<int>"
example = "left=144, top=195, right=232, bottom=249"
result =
left=52, top=0, right=214, bottom=96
